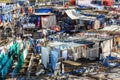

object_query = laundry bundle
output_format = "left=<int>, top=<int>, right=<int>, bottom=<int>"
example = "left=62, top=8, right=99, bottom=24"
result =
left=23, top=23, right=35, bottom=29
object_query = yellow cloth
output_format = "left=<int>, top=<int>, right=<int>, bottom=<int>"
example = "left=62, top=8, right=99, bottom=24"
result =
left=116, top=37, right=120, bottom=45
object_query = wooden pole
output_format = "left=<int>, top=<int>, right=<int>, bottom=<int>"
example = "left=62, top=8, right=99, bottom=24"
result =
left=60, top=50, right=62, bottom=73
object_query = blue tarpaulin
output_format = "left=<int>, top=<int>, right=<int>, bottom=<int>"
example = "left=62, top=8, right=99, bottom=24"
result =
left=35, top=8, right=52, bottom=13
left=79, top=6, right=89, bottom=9
left=103, top=59, right=119, bottom=68
left=107, top=55, right=118, bottom=60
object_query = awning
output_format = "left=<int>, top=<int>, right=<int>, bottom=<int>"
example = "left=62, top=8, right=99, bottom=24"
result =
left=35, top=8, right=52, bottom=13
left=65, top=9, right=96, bottom=20
left=100, top=25, right=120, bottom=31
left=33, top=13, right=54, bottom=16
left=76, top=0, right=92, bottom=6
left=89, top=4, right=104, bottom=10
left=65, top=9, right=81, bottom=20
left=53, top=6, right=78, bottom=10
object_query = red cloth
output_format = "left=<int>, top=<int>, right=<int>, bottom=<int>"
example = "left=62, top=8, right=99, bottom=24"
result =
left=71, top=0, right=75, bottom=5
left=51, top=26, right=61, bottom=32
left=103, top=0, right=114, bottom=6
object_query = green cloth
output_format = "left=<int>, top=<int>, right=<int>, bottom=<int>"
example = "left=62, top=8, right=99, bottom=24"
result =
left=0, top=53, right=4, bottom=62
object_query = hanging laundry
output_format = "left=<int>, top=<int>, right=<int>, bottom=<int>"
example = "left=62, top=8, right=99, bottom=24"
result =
left=2, top=15, right=5, bottom=22
left=4, top=14, right=7, bottom=22
left=73, top=53, right=79, bottom=61
left=41, top=47, right=50, bottom=69
left=36, top=43, right=41, bottom=54
left=54, top=62, right=61, bottom=76
left=37, top=16, right=41, bottom=27
left=79, top=20, right=84, bottom=26
left=101, top=39, right=113, bottom=53
left=51, top=50, right=59, bottom=71
left=41, top=15, right=56, bottom=28
left=9, top=13, right=13, bottom=22
left=94, top=19, right=100, bottom=30
left=23, top=48, right=28, bottom=60
left=54, top=48, right=60, bottom=58
left=62, top=50, right=68, bottom=60
left=6, top=14, right=9, bottom=22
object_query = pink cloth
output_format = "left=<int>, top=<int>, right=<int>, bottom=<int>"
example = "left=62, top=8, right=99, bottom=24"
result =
left=37, top=21, right=40, bottom=27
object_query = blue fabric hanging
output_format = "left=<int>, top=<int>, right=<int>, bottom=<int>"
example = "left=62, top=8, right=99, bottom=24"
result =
left=6, top=14, right=9, bottom=22
left=38, top=16, right=40, bottom=21
left=98, top=1, right=102, bottom=5
left=9, top=13, right=13, bottom=22
left=1, top=56, right=13, bottom=78
left=36, top=46, right=41, bottom=54
left=54, top=48, right=60, bottom=58
left=1, top=54, right=8, bottom=65
left=29, top=38, right=34, bottom=47
left=4, top=14, right=7, bottom=22
left=51, top=50, right=59, bottom=71
left=2, top=15, right=5, bottom=22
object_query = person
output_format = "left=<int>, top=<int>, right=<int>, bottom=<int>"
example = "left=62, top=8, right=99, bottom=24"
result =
left=42, top=29, right=48, bottom=46
left=42, top=29, right=48, bottom=38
